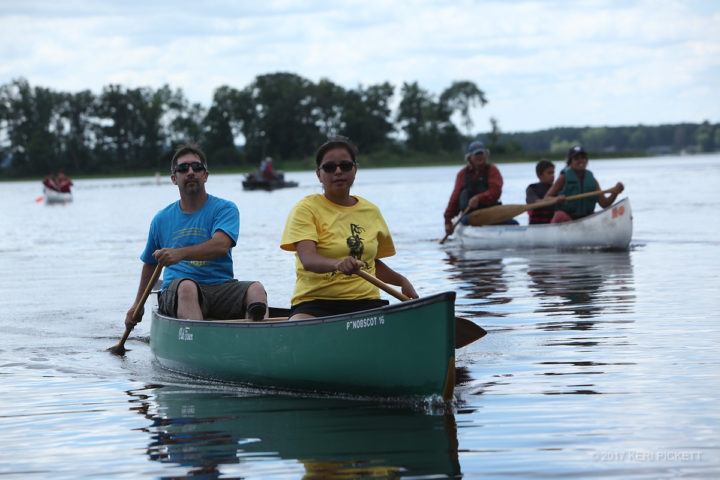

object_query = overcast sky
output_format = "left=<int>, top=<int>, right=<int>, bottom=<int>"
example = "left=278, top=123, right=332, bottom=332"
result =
left=2, top=0, right=719, bottom=134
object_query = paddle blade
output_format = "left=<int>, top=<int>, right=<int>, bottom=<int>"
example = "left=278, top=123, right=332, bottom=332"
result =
left=468, top=204, right=528, bottom=227
left=107, top=343, right=127, bottom=356
left=455, top=317, right=487, bottom=348
left=108, top=326, right=132, bottom=356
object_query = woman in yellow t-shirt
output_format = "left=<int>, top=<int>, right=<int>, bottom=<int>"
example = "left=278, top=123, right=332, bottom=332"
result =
left=281, top=136, right=418, bottom=319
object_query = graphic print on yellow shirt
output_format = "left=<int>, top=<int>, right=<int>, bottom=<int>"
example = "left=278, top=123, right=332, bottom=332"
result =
left=347, top=223, right=364, bottom=260
left=281, top=194, right=396, bottom=305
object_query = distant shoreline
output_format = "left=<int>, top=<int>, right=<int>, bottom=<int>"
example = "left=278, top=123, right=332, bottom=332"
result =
left=6, top=151, right=718, bottom=183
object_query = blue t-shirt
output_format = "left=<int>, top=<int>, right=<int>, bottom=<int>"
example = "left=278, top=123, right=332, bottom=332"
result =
left=141, top=194, right=239, bottom=290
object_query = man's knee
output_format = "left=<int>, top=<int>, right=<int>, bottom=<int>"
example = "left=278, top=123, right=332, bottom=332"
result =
left=247, top=281, right=267, bottom=299
left=176, top=279, right=199, bottom=300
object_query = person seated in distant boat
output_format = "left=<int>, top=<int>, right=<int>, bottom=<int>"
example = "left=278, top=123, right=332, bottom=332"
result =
left=280, top=135, right=418, bottom=320
left=544, top=146, right=624, bottom=223
left=42, top=173, right=60, bottom=191
left=443, top=140, right=518, bottom=235
left=525, top=159, right=556, bottom=224
left=125, top=142, right=269, bottom=328
left=260, top=156, right=278, bottom=181
left=55, top=169, right=73, bottom=193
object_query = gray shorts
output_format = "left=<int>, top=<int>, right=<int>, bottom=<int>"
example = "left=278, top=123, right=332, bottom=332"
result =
left=158, top=279, right=257, bottom=319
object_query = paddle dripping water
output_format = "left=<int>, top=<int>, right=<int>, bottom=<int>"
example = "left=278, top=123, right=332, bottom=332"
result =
left=0, top=155, right=719, bottom=478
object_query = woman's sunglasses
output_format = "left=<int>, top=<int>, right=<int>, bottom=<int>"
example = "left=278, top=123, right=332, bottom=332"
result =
left=174, top=162, right=206, bottom=173
left=318, top=161, right=356, bottom=173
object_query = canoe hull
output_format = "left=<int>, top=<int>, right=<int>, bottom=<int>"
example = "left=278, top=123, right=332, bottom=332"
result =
left=456, top=198, right=632, bottom=250
left=242, top=178, right=299, bottom=191
left=150, top=292, right=456, bottom=400
left=43, top=187, right=73, bottom=204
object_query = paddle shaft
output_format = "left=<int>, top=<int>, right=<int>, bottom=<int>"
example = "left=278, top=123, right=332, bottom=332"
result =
left=110, top=263, right=162, bottom=354
left=356, top=269, right=410, bottom=300
left=439, top=206, right=471, bottom=244
left=535, top=185, right=621, bottom=210
left=469, top=185, right=621, bottom=226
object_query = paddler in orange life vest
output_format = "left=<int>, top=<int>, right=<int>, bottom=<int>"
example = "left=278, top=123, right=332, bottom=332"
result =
left=443, top=140, right=517, bottom=236
left=545, top=146, right=624, bottom=223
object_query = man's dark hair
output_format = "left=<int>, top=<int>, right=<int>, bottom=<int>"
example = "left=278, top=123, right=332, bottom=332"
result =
left=171, top=142, right=207, bottom=172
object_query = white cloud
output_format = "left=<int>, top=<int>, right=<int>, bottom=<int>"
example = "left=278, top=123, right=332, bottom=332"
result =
left=0, top=0, right=718, bottom=131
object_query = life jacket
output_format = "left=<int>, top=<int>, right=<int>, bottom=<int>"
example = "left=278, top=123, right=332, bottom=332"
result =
left=558, top=167, right=597, bottom=218
left=56, top=178, right=72, bottom=193
left=527, top=182, right=554, bottom=224
left=459, top=165, right=500, bottom=211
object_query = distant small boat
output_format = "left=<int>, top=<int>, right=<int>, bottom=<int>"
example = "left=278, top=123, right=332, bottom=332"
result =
left=455, top=198, right=632, bottom=250
left=43, top=187, right=73, bottom=204
left=242, top=172, right=298, bottom=191
left=150, top=292, right=458, bottom=401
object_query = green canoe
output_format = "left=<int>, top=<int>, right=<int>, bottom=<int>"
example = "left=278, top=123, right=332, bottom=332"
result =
left=150, top=292, right=457, bottom=401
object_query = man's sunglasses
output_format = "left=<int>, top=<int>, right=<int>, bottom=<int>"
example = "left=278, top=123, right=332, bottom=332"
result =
left=174, top=162, right=206, bottom=173
left=318, top=161, right=356, bottom=173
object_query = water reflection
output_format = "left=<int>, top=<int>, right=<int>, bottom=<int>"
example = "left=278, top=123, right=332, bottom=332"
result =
left=444, top=251, right=511, bottom=317
left=527, top=251, right=635, bottom=322
left=128, top=385, right=461, bottom=479
left=526, top=252, right=636, bottom=395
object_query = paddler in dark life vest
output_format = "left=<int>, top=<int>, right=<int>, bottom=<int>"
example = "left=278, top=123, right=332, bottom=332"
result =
left=443, top=140, right=516, bottom=236
left=545, top=146, right=624, bottom=223
left=526, top=159, right=556, bottom=224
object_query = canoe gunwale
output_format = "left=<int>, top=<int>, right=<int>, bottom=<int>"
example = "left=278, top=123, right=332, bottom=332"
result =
left=152, top=291, right=456, bottom=329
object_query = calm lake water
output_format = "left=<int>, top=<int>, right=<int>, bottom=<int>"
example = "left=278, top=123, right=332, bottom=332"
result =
left=1, top=154, right=719, bottom=479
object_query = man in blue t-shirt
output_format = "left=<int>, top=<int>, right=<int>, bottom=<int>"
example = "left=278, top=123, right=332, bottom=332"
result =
left=125, top=143, right=268, bottom=328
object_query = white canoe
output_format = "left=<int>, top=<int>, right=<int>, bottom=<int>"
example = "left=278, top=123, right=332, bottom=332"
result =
left=44, top=187, right=73, bottom=204
left=455, top=198, right=632, bottom=250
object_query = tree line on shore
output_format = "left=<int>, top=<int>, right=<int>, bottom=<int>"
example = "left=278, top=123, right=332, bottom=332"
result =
left=1, top=75, right=717, bottom=178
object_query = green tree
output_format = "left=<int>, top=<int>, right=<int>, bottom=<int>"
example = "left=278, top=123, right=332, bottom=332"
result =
left=341, top=82, right=395, bottom=152
left=580, top=127, right=611, bottom=151
left=164, top=88, right=205, bottom=151
left=312, top=78, right=346, bottom=138
left=439, top=81, right=487, bottom=137
left=237, top=73, right=321, bottom=161
left=628, top=127, right=648, bottom=150
left=695, top=121, right=714, bottom=152
left=93, top=85, right=172, bottom=172
left=550, top=137, right=579, bottom=154
left=0, top=78, right=63, bottom=176
left=487, top=117, right=501, bottom=150
left=56, top=89, right=96, bottom=173
left=203, top=86, right=243, bottom=166
left=396, top=82, right=441, bottom=151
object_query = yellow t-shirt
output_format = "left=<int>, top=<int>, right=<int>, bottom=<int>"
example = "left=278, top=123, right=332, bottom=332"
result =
left=280, top=194, right=396, bottom=305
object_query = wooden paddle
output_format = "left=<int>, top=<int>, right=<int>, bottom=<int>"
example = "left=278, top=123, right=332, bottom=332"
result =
left=468, top=184, right=622, bottom=227
left=108, top=264, right=163, bottom=356
left=355, top=270, right=487, bottom=349
left=439, top=206, right=471, bottom=244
